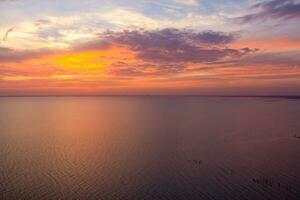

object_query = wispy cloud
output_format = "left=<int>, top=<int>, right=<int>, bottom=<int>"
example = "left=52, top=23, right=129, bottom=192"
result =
left=234, top=0, right=300, bottom=23
left=0, top=47, right=50, bottom=62
left=174, top=0, right=200, bottom=6
left=2, top=27, right=14, bottom=41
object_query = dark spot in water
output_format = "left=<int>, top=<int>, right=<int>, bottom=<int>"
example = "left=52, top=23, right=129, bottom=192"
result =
left=187, top=160, right=202, bottom=166
left=293, top=135, right=300, bottom=140
left=252, top=176, right=293, bottom=194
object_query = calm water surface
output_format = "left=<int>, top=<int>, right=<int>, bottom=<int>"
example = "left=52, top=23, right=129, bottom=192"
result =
left=0, top=97, right=300, bottom=200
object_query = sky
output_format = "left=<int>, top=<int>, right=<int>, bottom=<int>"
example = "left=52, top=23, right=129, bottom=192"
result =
left=0, top=0, right=300, bottom=96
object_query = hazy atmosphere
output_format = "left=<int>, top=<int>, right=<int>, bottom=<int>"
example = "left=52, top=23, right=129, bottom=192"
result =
left=1, top=0, right=300, bottom=96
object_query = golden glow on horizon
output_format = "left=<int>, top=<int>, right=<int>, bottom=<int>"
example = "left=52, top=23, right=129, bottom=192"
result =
left=53, top=51, right=109, bottom=71
left=49, top=46, right=136, bottom=74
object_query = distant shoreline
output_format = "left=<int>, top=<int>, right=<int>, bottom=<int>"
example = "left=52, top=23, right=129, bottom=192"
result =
left=0, top=95, right=300, bottom=99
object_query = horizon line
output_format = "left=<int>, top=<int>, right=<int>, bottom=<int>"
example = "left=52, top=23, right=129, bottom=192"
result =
left=0, top=95, right=300, bottom=99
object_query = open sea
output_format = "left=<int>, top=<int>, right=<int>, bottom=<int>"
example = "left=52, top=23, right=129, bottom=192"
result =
left=0, top=96, right=300, bottom=200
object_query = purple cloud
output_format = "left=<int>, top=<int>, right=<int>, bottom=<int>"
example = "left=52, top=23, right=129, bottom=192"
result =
left=102, top=29, right=254, bottom=64
left=194, top=31, right=237, bottom=45
left=235, top=0, right=300, bottom=23
left=108, top=61, right=186, bottom=77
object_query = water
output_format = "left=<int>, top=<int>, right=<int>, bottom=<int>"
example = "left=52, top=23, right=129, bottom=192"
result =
left=0, top=96, right=300, bottom=200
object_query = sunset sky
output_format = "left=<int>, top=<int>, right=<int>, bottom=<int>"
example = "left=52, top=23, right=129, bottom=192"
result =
left=1, top=0, right=300, bottom=96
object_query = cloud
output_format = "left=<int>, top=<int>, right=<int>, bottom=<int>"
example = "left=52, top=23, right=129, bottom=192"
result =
left=0, top=47, right=50, bottom=62
left=234, top=0, right=300, bottom=23
left=102, top=29, right=253, bottom=64
left=210, top=51, right=300, bottom=71
left=174, top=0, right=199, bottom=6
left=2, top=27, right=14, bottom=41
left=194, top=31, right=237, bottom=45
left=108, top=61, right=186, bottom=77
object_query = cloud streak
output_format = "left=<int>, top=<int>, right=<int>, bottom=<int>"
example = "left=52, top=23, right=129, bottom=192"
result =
left=2, top=27, right=14, bottom=41
left=235, top=0, right=300, bottom=23
left=0, top=47, right=51, bottom=62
